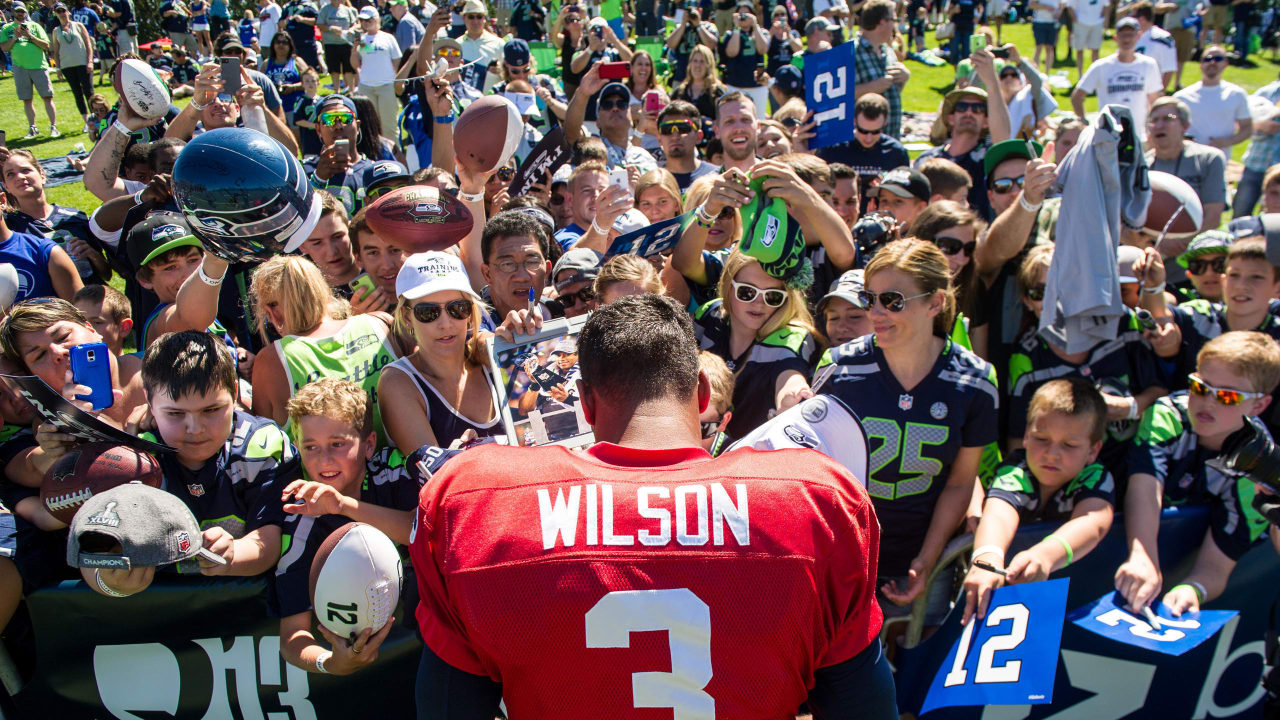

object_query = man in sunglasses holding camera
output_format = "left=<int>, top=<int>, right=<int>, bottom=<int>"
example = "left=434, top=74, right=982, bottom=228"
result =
left=303, top=94, right=375, bottom=215
left=656, top=100, right=717, bottom=191
left=565, top=62, right=658, bottom=174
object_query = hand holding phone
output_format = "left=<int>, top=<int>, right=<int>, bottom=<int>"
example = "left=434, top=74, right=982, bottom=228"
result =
left=969, top=33, right=987, bottom=55
left=70, top=343, right=114, bottom=412
left=599, top=61, right=631, bottom=79
left=607, top=166, right=629, bottom=191
left=219, top=56, right=242, bottom=95
left=333, top=138, right=350, bottom=163
left=349, top=273, right=376, bottom=300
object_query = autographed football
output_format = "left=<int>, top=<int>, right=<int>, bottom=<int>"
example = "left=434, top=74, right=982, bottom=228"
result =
left=363, top=184, right=474, bottom=253
left=453, top=95, right=523, bottom=174
left=116, top=58, right=172, bottom=121
left=309, top=522, right=402, bottom=642
left=1144, top=171, right=1204, bottom=239
left=41, top=443, right=163, bottom=524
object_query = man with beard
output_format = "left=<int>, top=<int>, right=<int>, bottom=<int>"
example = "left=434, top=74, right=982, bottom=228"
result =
left=912, top=48, right=1011, bottom=220
left=714, top=91, right=759, bottom=174
left=657, top=100, right=718, bottom=191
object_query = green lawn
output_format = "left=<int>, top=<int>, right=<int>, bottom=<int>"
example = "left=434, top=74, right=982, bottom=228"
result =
left=4, top=22, right=1279, bottom=209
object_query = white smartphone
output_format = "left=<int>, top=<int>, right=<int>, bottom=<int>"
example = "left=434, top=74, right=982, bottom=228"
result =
left=608, top=167, right=629, bottom=191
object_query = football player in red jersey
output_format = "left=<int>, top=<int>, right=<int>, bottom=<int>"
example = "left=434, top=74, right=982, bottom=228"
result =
left=410, top=294, right=896, bottom=719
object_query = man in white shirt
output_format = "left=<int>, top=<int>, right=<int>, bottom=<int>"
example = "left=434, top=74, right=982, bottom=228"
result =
left=1067, top=0, right=1107, bottom=79
left=257, top=0, right=281, bottom=52
left=1127, top=0, right=1175, bottom=89
left=351, top=5, right=401, bottom=144
left=1173, top=44, right=1253, bottom=153
left=1070, top=17, right=1162, bottom=128
left=459, top=0, right=502, bottom=74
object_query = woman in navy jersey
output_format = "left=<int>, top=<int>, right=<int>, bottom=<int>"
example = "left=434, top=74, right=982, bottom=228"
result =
left=814, top=238, right=999, bottom=628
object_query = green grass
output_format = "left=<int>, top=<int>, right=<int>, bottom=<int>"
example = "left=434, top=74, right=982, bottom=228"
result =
left=3, top=22, right=1278, bottom=210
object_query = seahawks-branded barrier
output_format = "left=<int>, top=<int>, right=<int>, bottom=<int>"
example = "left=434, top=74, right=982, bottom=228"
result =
left=5, top=506, right=1278, bottom=718
left=895, top=505, right=1280, bottom=718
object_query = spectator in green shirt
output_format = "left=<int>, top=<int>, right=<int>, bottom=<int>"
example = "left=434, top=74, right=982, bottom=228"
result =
left=0, top=3, right=60, bottom=139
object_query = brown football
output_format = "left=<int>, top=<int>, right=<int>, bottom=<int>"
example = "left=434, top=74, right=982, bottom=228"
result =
left=364, top=184, right=474, bottom=254
left=41, top=443, right=163, bottom=524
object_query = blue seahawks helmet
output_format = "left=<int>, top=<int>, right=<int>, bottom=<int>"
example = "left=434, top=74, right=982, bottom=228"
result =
left=172, top=127, right=321, bottom=263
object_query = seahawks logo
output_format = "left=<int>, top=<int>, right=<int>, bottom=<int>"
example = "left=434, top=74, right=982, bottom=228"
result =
left=409, top=201, right=447, bottom=224
left=783, top=424, right=818, bottom=449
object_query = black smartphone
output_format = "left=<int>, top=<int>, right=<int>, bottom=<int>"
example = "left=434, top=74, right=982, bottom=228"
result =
left=991, top=46, right=1009, bottom=58
left=219, top=56, right=242, bottom=95
left=0, top=130, right=7, bottom=148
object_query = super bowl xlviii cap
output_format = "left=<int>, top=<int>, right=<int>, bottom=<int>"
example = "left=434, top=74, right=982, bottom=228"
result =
left=67, top=484, right=228, bottom=570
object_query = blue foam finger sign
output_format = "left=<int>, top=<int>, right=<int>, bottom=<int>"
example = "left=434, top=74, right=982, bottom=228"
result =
left=603, top=213, right=692, bottom=260
left=803, top=43, right=856, bottom=151
left=920, top=578, right=1070, bottom=714
left=1067, top=590, right=1238, bottom=656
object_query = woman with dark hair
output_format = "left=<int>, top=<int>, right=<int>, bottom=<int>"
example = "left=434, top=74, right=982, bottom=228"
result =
left=907, top=200, right=989, bottom=359
left=626, top=49, right=657, bottom=100
left=264, top=31, right=309, bottom=122
left=350, top=94, right=400, bottom=162
left=553, top=4, right=587, bottom=97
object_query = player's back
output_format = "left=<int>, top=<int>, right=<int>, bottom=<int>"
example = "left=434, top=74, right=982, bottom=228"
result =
left=411, top=442, right=883, bottom=719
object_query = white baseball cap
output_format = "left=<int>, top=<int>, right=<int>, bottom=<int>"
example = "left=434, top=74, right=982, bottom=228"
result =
left=395, top=251, right=482, bottom=302
left=612, top=208, right=649, bottom=235
left=0, top=264, right=18, bottom=311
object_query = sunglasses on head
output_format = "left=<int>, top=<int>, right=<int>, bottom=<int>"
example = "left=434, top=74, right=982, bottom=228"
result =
left=934, top=235, right=976, bottom=257
left=1187, top=373, right=1265, bottom=406
left=989, top=175, right=1025, bottom=194
left=319, top=111, right=355, bottom=126
left=952, top=100, right=987, bottom=114
left=559, top=286, right=596, bottom=307
left=1187, top=256, right=1226, bottom=275
left=1202, top=54, right=1227, bottom=63
left=856, top=289, right=931, bottom=312
left=732, top=280, right=786, bottom=307
left=1024, top=284, right=1046, bottom=301
left=411, top=298, right=473, bottom=324
left=598, top=98, right=628, bottom=111
left=659, top=120, right=695, bottom=135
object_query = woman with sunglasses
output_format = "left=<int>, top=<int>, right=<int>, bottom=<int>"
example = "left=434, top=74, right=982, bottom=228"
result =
left=908, top=200, right=988, bottom=358
left=691, top=249, right=817, bottom=439
left=264, top=32, right=309, bottom=123
left=813, top=238, right=997, bottom=626
left=1007, top=245, right=1165, bottom=471
left=249, top=256, right=402, bottom=437
left=671, top=45, right=726, bottom=122
left=377, top=251, right=502, bottom=453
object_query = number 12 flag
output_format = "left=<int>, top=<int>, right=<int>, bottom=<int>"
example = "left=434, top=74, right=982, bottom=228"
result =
left=803, top=44, right=856, bottom=150
left=921, top=578, right=1070, bottom=714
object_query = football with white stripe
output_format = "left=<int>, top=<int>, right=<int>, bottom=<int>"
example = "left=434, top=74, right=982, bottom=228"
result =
left=309, top=523, right=402, bottom=642
left=40, top=442, right=162, bottom=524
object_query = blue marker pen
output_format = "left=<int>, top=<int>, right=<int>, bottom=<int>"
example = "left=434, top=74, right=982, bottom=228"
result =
left=527, top=287, right=536, bottom=316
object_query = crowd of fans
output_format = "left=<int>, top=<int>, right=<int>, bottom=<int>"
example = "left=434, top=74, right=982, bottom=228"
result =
left=0, top=0, right=1277, bottom=713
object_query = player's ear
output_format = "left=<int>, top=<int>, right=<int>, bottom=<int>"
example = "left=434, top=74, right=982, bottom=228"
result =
left=363, top=431, right=377, bottom=460
left=578, top=378, right=595, bottom=425
left=696, top=369, right=710, bottom=415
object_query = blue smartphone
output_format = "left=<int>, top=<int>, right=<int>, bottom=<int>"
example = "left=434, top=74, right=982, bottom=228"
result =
left=70, top=342, right=114, bottom=411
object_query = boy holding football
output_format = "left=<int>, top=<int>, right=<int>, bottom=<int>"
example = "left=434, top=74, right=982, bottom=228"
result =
left=962, top=378, right=1116, bottom=624
left=1116, top=331, right=1280, bottom=615
left=274, top=378, right=421, bottom=674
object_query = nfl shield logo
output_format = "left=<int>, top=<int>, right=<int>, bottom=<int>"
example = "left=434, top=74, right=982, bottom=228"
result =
left=187, top=483, right=205, bottom=497
left=898, top=394, right=913, bottom=411
left=176, top=531, right=192, bottom=554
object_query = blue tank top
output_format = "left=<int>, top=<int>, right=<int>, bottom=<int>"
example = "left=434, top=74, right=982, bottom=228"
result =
left=265, top=56, right=302, bottom=113
left=384, top=356, right=501, bottom=448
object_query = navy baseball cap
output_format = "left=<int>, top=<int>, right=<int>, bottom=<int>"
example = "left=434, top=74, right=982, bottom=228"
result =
left=360, top=160, right=411, bottom=200
left=599, top=82, right=631, bottom=103
left=504, top=38, right=531, bottom=66
left=772, top=64, right=802, bottom=94
left=317, top=94, right=358, bottom=115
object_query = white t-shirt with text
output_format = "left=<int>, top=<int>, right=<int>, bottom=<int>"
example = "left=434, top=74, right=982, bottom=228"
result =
left=1076, top=53, right=1163, bottom=127
left=1136, top=25, right=1177, bottom=75
left=357, top=31, right=402, bottom=86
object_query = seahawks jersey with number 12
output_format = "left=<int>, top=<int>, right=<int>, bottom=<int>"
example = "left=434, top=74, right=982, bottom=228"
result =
left=813, top=336, right=999, bottom=576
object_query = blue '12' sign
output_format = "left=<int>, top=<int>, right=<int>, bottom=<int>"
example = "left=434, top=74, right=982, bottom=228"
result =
left=920, top=578, right=1069, bottom=714
left=1067, top=590, right=1238, bottom=656
left=803, top=44, right=855, bottom=150
left=603, top=213, right=691, bottom=260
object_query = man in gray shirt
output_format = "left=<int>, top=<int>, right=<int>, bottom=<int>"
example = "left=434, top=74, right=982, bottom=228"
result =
left=317, top=0, right=358, bottom=92
left=1145, top=95, right=1227, bottom=236
left=389, top=0, right=424, bottom=50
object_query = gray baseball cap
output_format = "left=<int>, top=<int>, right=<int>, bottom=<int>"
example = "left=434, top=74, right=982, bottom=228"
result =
left=819, top=269, right=868, bottom=310
left=552, top=248, right=603, bottom=292
left=67, top=484, right=228, bottom=570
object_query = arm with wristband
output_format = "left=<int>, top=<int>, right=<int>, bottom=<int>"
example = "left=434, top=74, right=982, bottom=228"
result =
left=1006, top=497, right=1113, bottom=583
left=1161, top=528, right=1236, bottom=616
left=961, top=494, right=1020, bottom=625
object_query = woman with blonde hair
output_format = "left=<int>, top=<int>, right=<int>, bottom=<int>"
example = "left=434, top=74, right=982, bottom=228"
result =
left=907, top=200, right=988, bottom=358
left=671, top=44, right=726, bottom=120
left=691, top=249, right=817, bottom=438
left=249, top=255, right=400, bottom=431
left=594, top=254, right=664, bottom=304
left=813, top=238, right=998, bottom=630
left=634, top=168, right=682, bottom=224
left=377, top=252, right=502, bottom=453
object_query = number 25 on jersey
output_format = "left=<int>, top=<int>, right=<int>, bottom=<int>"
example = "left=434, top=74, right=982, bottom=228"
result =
left=921, top=578, right=1070, bottom=714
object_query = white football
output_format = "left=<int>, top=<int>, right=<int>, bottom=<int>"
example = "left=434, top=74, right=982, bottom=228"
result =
left=119, top=58, right=171, bottom=121
left=727, top=395, right=871, bottom=483
left=309, top=522, right=402, bottom=642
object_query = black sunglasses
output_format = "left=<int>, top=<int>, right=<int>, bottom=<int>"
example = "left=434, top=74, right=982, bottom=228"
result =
left=598, top=98, right=628, bottom=111
left=559, top=286, right=596, bottom=307
left=989, top=175, right=1025, bottom=194
left=780, top=116, right=801, bottom=129
left=934, top=235, right=976, bottom=257
left=496, top=166, right=515, bottom=182
left=952, top=100, right=987, bottom=114
left=855, top=124, right=882, bottom=136
left=411, top=298, right=473, bottom=323
left=700, top=419, right=721, bottom=438
left=549, top=193, right=566, bottom=205
left=856, top=289, right=931, bottom=312
left=1202, top=54, right=1227, bottom=63
left=1024, top=284, right=1046, bottom=301
left=1187, top=256, right=1226, bottom=275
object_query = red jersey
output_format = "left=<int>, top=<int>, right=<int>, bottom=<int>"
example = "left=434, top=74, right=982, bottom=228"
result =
left=410, top=442, right=883, bottom=719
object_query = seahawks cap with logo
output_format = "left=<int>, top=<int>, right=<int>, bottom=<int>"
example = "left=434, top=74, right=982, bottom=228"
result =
left=360, top=160, right=412, bottom=201
left=395, top=250, right=482, bottom=302
left=726, top=395, right=870, bottom=482
left=738, top=173, right=812, bottom=289
left=67, top=483, right=228, bottom=570
left=818, top=269, right=868, bottom=311
left=868, top=166, right=931, bottom=203
left=126, top=212, right=204, bottom=270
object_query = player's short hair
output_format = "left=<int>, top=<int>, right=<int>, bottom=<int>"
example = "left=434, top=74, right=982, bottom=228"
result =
left=571, top=136, right=608, bottom=165
left=578, top=294, right=700, bottom=407
left=1227, top=238, right=1280, bottom=281
left=699, top=350, right=734, bottom=414
left=1150, top=96, right=1190, bottom=126
left=317, top=189, right=349, bottom=224
left=830, top=162, right=858, bottom=183
left=1127, top=0, right=1154, bottom=20
left=413, top=165, right=456, bottom=187
left=482, top=210, right=550, bottom=264
left=73, top=284, right=133, bottom=324
left=593, top=254, right=663, bottom=298
left=287, top=377, right=373, bottom=437
left=302, top=66, right=319, bottom=78
left=123, top=143, right=150, bottom=169
left=249, top=255, right=348, bottom=337
left=143, top=330, right=238, bottom=401
left=1198, top=331, right=1280, bottom=395
left=919, top=157, right=972, bottom=198
left=658, top=100, right=700, bottom=125
left=1026, top=378, right=1108, bottom=444
left=0, top=299, right=90, bottom=367
left=783, top=152, right=833, bottom=188
left=864, top=238, right=956, bottom=337
left=859, top=0, right=895, bottom=30
left=715, top=91, right=756, bottom=123
left=854, top=93, right=890, bottom=120
left=1017, top=244, right=1054, bottom=298
left=147, top=138, right=186, bottom=171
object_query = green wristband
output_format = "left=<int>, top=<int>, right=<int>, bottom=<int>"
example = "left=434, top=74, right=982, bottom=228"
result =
left=1171, top=583, right=1205, bottom=603
left=1045, top=533, right=1073, bottom=566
